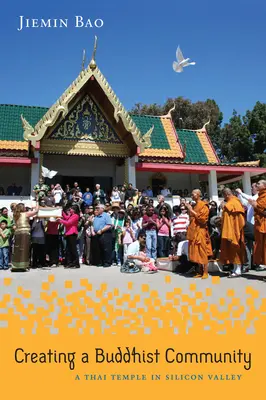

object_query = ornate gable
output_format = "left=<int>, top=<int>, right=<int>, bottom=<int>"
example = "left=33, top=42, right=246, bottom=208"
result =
left=41, top=94, right=133, bottom=157
left=49, top=94, right=122, bottom=144
left=21, top=37, right=154, bottom=156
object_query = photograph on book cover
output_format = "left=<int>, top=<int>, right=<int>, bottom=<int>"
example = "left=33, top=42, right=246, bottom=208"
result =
left=0, top=0, right=266, bottom=399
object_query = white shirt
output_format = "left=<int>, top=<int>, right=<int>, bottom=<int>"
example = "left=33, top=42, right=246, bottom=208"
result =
left=176, top=240, right=189, bottom=259
left=237, top=192, right=258, bottom=224
left=127, top=241, right=140, bottom=257
left=53, top=188, right=63, bottom=204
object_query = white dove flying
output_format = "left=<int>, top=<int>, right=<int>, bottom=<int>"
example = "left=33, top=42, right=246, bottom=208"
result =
left=41, top=166, right=58, bottom=179
left=173, top=46, right=196, bottom=73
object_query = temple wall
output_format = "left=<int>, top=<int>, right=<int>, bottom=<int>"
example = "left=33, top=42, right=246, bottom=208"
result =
left=0, top=166, right=30, bottom=196
left=43, top=155, right=117, bottom=177
left=136, top=171, right=200, bottom=194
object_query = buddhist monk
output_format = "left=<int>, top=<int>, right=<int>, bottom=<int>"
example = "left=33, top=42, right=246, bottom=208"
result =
left=185, top=189, right=212, bottom=279
left=248, top=180, right=266, bottom=267
left=220, top=188, right=246, bottom=277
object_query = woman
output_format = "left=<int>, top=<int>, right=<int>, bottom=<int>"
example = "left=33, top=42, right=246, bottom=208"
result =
left=157, top=206, right=171, bottom=258
left=59, top=205, right=80, bottom=268
left=11, top=202, right=39, bottom=272
left=131, top=208, right=142, bottom=239
left=83, top=206, right=95, bottom=265
left=31, top=217, right=46, bottom=269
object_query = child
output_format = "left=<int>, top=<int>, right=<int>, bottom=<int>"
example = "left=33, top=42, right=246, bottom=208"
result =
left=122, top=219, right=135, bottom=261
left=0, top=221, right=11, bottom=270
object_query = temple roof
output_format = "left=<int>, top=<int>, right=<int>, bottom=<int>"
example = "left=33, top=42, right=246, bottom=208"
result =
left=0, top=103, right=262, bottom=169
left=132, top=114, right=184, bottom=161
left=0, top=104, right=48, bottom=144
left=177, top=128, right=220, bottom=164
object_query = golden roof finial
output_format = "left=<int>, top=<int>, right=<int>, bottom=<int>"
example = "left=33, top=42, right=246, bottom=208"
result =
left=201, top=118, right=210, bottom=130
left=163, top=103, right=176, bottom=118
left=82, top=49, right=86, bottom=71
left=89, top=35, right=98, bottom=70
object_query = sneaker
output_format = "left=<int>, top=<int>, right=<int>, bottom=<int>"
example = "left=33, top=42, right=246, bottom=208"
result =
left=254, top=266, right=265, bottom=272
left=228, top=272, right=241, bottom=278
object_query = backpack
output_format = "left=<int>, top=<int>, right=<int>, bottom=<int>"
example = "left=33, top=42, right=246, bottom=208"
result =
left=120, top=260, right=141, bottom=274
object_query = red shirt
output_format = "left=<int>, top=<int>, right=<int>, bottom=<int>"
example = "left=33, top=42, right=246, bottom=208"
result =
left=142, top=214, right=158, bottom=231
left=46, top=220, right=60, bottom=235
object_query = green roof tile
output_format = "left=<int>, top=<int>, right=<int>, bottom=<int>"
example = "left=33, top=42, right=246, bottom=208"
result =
left=177, top=129, right=209, bottom=163
left=0, top=104, right=48, bottom=142
left=131, top=115, right=171, bottom=150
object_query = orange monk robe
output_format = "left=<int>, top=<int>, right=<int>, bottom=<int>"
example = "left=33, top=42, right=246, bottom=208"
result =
left=253, top=188, right=266, bottom=265
left=187, top=200, right=212, bottom=264
left=220, top=196, right=246, bottom=265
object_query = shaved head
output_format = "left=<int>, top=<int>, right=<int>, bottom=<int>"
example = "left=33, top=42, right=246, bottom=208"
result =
left=192, top=189, right=202, bottom=196
left=191, top=189, right=202, bottom=201
left=257, top=180, right=266, bottom=192
left=222, top=188, right=232, bottom=196
left=222, top=188, right=233, bottom=201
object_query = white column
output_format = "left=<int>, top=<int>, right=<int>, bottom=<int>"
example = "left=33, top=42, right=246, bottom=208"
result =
left=30, top=151, right=40, bottom=198
left=125, top=156, right=136, bottom=188
left=208, top=170, right=218, bottom=203
left=242, top=171, right=252, bottom=195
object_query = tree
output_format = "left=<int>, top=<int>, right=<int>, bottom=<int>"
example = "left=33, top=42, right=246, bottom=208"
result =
left=130, top=97, right=223, bottom=150
left=219, top=110, right=254, bottom=163
left=244, top=101, right=266, bottom=167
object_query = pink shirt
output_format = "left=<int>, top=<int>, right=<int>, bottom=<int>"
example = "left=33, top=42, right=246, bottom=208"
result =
left=158, top=218, right=170, bottom=236
left=123, top=227, right=134, bottom=244
left=59, top=212, right=79, bottom=236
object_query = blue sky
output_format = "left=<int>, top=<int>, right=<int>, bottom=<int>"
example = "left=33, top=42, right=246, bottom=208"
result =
left=1, top=0, right=266, bottom=124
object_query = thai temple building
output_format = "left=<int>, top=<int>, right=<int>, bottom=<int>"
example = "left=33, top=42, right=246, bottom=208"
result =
left=0, top=39, right=265, bottom=206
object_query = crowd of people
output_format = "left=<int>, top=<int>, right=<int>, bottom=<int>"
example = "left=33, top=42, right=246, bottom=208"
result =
left=0, top=179, right=265, bottom=280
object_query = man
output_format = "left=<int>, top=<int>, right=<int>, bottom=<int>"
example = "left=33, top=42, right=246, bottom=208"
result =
left=93, top=184, right=106, bottom=205
left=82, top=187, right=93, bottom=208
left=248, top=180, right=266, bottom=268
left=142, top=205, right=158, bottom=259
left=127, top=230, right=157, bottom=273
left=93, top=204, right=113, bottom=267
left=146, top=186, right=153, bottom=197
left=43, top=190, right=55, bottom=207
left=127, top=230, right=147, bottom=265
left=104, top=202, right=112, bottom=215
left=161, top=186, right=170, bottom=197
left=185, top=189, right=212, bottom=279
left=7, top=183, right=20, bottom=196
left=125, top=183, right=135, bottom=201
left=155, top=195, right=172, bottom=217
left=33, top=178, right=49, bottom=202
left=236, top=183, right=258, bottom=224
left=220, top=188, right=246, bottom=277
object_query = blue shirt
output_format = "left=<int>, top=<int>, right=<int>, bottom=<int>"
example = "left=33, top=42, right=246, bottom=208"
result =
left=93, top=212, right=112, bottom=232
left=146, top=189, right=153, bottom=197
left=82, top=191, right=93, bottom=206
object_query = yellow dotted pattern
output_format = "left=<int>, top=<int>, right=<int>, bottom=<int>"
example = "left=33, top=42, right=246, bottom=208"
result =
left=0, top=276, right=265, bottom=335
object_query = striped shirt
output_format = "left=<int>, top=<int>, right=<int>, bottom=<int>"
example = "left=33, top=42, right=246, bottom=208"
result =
left=172, top=214, right=190, bottom=235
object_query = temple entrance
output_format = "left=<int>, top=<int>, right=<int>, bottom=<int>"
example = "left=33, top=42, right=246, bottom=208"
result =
left=151, top=172, right=167, bottom=196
